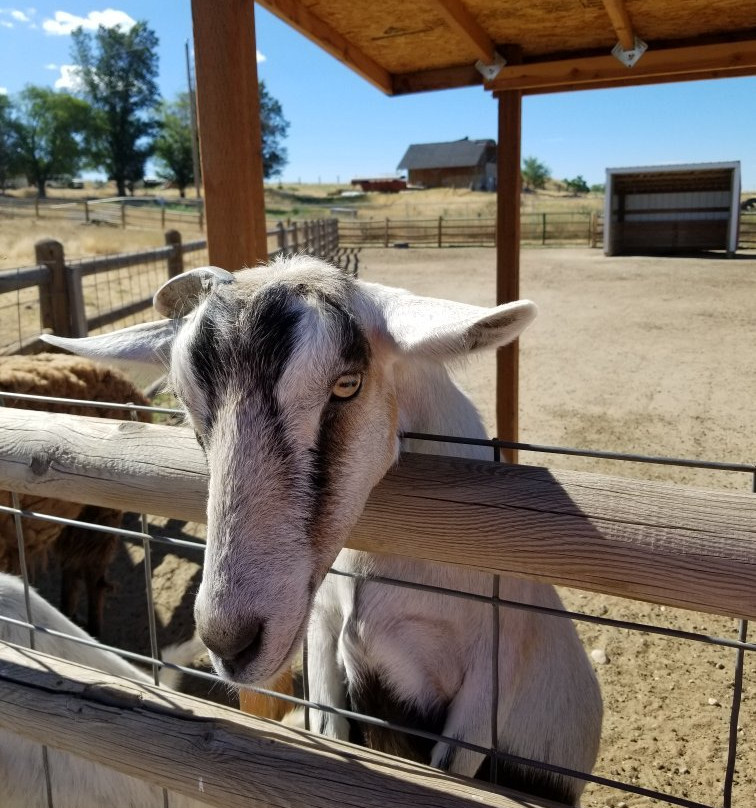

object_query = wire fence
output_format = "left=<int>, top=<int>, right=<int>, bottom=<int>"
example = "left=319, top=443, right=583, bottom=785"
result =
left=0, top=390, right=753, bottom=807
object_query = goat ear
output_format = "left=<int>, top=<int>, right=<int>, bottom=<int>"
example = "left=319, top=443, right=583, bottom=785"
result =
left=40, top=319, right=179, bottom=387
left=154, top=266, right=235, bottom=318
left=384, top=294, right=537, bottom=360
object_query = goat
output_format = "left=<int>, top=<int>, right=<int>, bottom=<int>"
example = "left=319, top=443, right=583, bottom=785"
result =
left=44, top=256, right=603, bottom=804
left=0, top=572, right=210, bottom=808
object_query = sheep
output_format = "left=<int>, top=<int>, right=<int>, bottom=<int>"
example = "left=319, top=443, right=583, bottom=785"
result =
left=0, top=353, right=151, bottom=636
left=0, top=571, right=211, bottom=808
left=44, top=257, right=603, bottom=805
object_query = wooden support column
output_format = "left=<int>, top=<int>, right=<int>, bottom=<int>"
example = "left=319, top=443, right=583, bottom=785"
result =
left=495, top=90, right=522, bottom=462
left=191, top=0, right=268, bottom=270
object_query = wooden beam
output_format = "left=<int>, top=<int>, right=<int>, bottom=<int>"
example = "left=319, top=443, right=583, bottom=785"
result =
left=0, top=645, right=547, bottom=808
left=3, top=409, right=756, bottom=620
left=433, top=0, right=496, bottom=64
left=191, top=0, right=269, bottom=269
left=256, top=0, right=393, bottom=94
left=393, top=63, right=483, bottom=94
left=486, top=39, right=756, bottom=93
left=495, top=90, right=522, bottom=463
left=601, top=0, right=636, bottom=51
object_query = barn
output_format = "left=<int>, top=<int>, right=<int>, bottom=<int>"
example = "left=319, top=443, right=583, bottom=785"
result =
left=603, top=161, right=741, bottom=256
left=397, top=137, right=497, bottom=190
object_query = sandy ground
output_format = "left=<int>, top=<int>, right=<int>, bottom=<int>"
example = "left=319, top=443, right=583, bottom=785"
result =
left=30, top=246, right=756, bottom=807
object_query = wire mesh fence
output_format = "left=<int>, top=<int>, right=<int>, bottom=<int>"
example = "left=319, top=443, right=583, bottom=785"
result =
left=0, top=389, right=752, bottom=808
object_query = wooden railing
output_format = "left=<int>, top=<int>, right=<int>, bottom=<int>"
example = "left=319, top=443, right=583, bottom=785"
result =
left=0, top=409, right=754, bottom=806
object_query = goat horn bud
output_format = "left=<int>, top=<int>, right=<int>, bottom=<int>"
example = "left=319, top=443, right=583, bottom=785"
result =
left=153, top=266, right=236, bottom=318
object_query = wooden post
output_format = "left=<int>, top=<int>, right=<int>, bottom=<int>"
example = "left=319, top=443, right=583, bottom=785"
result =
left=83, top=200, right=90, bottom=224
left=35, top=239, right=87, bottom=337
left=385, top=218, right=390, bottom=248
left=120, top=201, right=126, bottom=229
left=161, top=203, right=166, bottom=230
left=277, top=221, right=287, bottom=255
left=191, top=0, right=268, bottom=270
left=165, top=230, right=184, bottom=278
left=495, top=91, right=522, bottom=463
left=438, top=216, right=443, bottom=248
left=291, top=221, right=298, bottom=252
left=541, top=212, right=547, bottom=245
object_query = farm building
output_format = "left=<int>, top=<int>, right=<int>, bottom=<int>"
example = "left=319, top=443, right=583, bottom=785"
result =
left=397, top=137, right=497, bottom=190
left=603, top=161, right=741, bottom=256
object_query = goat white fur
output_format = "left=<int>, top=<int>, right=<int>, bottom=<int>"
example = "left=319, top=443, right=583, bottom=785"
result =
left=44, top=256, right=602, bottom=804
left=0, top=573, right=210, bottom=808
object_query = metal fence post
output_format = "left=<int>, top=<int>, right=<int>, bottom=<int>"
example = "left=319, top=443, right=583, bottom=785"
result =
left=165, top=230, right=184, bottom=278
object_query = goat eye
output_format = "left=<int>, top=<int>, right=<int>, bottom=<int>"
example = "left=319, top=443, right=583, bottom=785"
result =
left=331, top=373, right=362, bottom=400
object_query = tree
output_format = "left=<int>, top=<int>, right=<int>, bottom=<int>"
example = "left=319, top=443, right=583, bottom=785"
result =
left=259, top=81, right=289, bottom=179
left=564, top=175, right=589, bottom=195
left=521, top=156, right=550, bottom=191
left=71, top=21, right=160, bottom=196
left=154, top=93, right=195, bottom=197
left=0, top=94, right=21, bottom=191
left=12, top=86, right=91, bottom=198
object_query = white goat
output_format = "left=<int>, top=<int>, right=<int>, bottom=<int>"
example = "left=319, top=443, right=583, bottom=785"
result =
left=44, top=256, right=603, bottom=804
left=0, top=572, right=209, bottom=808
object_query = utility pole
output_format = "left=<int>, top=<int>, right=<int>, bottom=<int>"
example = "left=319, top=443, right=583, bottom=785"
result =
left=185, top=40, right=202, bottom=199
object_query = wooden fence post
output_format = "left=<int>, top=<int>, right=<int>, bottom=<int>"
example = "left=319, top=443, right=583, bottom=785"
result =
left=291, top=221, right=298, bottom=252
left=384, top=218, right=390, bottom=248
left=590, top=211, right=597, bottom=247
left=277, top=221, right=287, bottom=254
left=542, top=212, right=547, bottom=245
left=121, top=201, right=126, bottom=229
left=438, top=216, right=443, bottom=248
left=84, top=200, right=90, bottom=224
left=165, top=230, right=184, bottom=278
left=35, top=239, right=86, bottom=338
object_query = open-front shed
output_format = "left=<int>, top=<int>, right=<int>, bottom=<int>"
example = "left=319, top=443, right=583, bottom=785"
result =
left=604, top=161, right=742, bottom=256
left=190, top=0, right=756, bottom=451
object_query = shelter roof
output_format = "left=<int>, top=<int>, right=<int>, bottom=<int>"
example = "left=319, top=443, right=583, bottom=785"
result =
left=397, top=138, right=495, bottom=170
left=607, top=162, right=740, bottom=194
left=257, top=0, right=756, bottom=95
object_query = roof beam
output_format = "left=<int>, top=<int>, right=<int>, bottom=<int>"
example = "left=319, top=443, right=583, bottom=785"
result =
left=602, top=0, right=636, bottom=51
left=486, top=38, right=756, bottom=94
left=433, top=0, right=497, bottom=64
left=256, top=0, right=393, bottom=94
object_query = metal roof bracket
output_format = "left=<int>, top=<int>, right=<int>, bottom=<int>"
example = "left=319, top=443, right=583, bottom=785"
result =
left=475, top=52, right=506, bottom=81
left=611, top=36, right=648, bottom=68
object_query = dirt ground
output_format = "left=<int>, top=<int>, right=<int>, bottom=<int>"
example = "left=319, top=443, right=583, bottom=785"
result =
left=33, top=245, right=756, bottom=807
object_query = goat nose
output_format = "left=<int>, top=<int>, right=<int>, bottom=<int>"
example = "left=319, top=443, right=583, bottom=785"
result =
left=200, top=620, right=264, bottom=678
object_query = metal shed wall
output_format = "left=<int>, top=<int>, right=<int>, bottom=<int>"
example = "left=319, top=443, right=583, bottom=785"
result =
left=603, top=162, right=741, bottom=256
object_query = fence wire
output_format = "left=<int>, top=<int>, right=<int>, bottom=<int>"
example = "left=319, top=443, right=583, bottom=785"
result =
left=0, top=393, right=752, bottom=808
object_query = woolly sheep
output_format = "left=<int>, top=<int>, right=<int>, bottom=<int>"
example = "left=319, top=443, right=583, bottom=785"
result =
left=0, top=353, right=151, bottom=635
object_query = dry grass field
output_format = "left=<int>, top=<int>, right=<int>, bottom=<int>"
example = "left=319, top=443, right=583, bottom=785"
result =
left=3, top=197, right=756, bottom=806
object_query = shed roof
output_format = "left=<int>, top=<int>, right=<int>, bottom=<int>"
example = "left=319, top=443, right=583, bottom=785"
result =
left=607, top=161, right=740, bottom=194
left=257, top=0, right=756, bottom=95
left=397, top=138, right=495, bottom=171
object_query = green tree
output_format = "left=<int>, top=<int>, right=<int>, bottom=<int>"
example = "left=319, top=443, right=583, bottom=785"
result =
left=71, top=21, right=160, bottom=196
left=0, top=94, right=22, bottom=191
left=564, top=175, right=589, bottom=195
left=259, top=80, right=289, bottom=179
left=12, top=86, right=91, bottom=198
left=521, top=156, right=550, bottom=191
left=154, top=93, right=195, bottom=197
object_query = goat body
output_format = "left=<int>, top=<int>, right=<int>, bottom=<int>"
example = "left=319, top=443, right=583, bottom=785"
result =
left=0, top=572, right=210, bottom=808
left=44, top=257, right=603, bottom=804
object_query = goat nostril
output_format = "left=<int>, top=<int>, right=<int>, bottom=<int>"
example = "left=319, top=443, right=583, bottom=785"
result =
left=215, top=621, right=264, bottom=678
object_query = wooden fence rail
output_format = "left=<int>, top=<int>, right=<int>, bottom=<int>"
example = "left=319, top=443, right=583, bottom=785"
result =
left=0, top=644, right=542, bottom=808
left=1, top=408, right=755, bottom=621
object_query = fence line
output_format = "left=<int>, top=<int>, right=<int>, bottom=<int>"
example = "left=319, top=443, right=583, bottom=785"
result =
left=0, top=219, right=340, bottom=355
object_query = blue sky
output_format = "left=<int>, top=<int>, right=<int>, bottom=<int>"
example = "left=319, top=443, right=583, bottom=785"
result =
left=1, top=3, right=755, bottom=189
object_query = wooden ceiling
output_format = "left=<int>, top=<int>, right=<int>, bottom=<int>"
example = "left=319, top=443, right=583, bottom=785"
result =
left=256, top=0, right=756, bottom=95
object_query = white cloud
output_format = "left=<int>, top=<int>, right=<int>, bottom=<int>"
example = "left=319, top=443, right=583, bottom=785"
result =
left=10, top=9, right=29, bottom=21
left=0, top=19, right=12, bottom=27
left=54, top=64, right=84, bottom=91
left=257, top=50, right=266, bottom=63
left=43, top=8, right=136, bottom=36
left=0, top=87, right=7, bottom=95
left=44, top=62, right=58, bottom=70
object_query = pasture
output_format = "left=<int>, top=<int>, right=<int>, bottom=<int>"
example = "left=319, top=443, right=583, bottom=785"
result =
left=3, top=227, right=755, bottom=805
